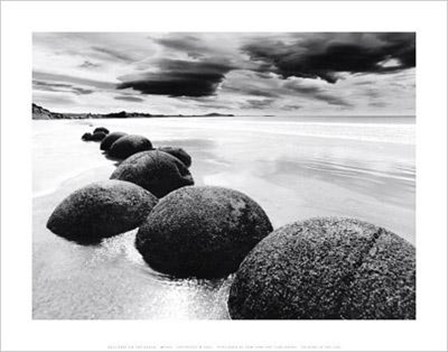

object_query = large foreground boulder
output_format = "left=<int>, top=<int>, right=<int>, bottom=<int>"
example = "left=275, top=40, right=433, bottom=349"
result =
left=100, top=131, right=127, bottom=151
left=135, top=186, right=273, bottom=278
left=228, top=217, right=416, bottom=319
left=110, top=150, right=194, bottom=198
left=108, top=134, right=153, bottom=159
left=158, top=146, right=192, bottom=168
left=47, top=180, right=158, bottom=245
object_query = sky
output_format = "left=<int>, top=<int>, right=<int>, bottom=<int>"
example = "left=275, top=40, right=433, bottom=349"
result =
left=33, top=33, right=415, bottom=115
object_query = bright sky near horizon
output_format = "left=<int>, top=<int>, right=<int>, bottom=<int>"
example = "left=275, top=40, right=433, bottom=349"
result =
left=33, top=33, right=415, bottom=115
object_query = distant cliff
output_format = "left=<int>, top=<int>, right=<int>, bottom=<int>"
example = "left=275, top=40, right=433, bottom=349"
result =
left=32, top=103, right=234, bottom=120
left=32, top=103, right=67, bottom=120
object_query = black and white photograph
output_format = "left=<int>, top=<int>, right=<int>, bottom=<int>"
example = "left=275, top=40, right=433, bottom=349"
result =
left=32, top=32, right=416, bottom=320
left=1, top=1, right=447, bottom=351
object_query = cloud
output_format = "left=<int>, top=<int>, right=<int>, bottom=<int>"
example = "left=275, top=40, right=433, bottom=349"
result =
left=240, top=98, right=276, bottom=110
left=79, top=60, right=101, bottom=69
left=153, top=34, right=209, bottom=59
left=91, top=46, right=136, bottom=62
left=284, top=78, right=352, bottom=107
left=33, top=80, right=94, bottom=95
left=242, top=33, right=415, bottom=83
left=117, top=59, right=235, bottom=97
left=33, top=71, right=115, bottom=90
left=114, top=95, right=144, bottom=102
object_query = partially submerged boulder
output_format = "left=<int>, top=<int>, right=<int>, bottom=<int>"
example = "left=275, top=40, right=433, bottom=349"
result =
left=108, top=134, right=153, bottom=159
left=110, top=150, right=194, bottom=198
left=227, top=217, right=416, bottom=319
left=93, top=127, right=109, bottom=135
left=158, top=146, right=192, bottom=168
left=100, top=132, right=128, bottom=151
left=46, top=180, right=158, bottom=245
left=81, top=132, right=93, bottom=141
left=90, top=131, right=107, bottom=141
left=135, top=186, right=273, bottom=278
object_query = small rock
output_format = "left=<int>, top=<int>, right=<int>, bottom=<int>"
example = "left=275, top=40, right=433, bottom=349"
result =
left=93, top=127, right=109, bottom=134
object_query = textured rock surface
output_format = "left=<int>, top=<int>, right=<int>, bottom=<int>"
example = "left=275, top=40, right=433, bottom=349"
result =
left=100, top=132, right=128, bottom=151
left=110, top=150, right=194, bottom=198
left=47, top=180, right=158, bottom=245
left=108, top=135, right=153, bottom=159
left=93, top=127, right=109, bottom=135
left=158, top=146, right=192, bottom=168
left=136, top=186, right=273, bottom=278
left=227, top=217, right=416, bottom=319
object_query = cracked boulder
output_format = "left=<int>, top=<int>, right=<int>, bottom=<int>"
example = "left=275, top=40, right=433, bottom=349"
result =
left=47, top=180, right=158, bottom=245
left=110, top=150, right=194, bottom=198
left=135, top=186, right=273, bottom=278
left=227, top=217, right=415, bottom=319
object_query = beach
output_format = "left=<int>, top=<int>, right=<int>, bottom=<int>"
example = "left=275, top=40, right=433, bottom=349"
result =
left=33, top=115, right=415, bottom=319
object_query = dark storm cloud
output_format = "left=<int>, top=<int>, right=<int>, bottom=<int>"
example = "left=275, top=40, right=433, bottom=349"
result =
left=242, top=33, right=415, bottom=83
left=114, top=96, right=144, bottom=102
left=117, top=59, right=235, bottom=97
left=33, top=80, right=94, bottom=95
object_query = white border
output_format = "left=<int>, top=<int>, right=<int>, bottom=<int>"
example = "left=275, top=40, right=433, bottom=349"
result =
left=1, top=1, right=447, bottom=351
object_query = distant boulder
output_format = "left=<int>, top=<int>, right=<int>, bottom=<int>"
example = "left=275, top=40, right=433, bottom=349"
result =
left=46, top=180, right=158, bottom=245
left=158, top=146, right=192, bottom=168
left=100, top=132, right=128, bottom=151
left=90, top=132, right=107, bottom=141
left=110, top=150, right=194, bottom=198
left=135, top=186, right=273, bottom=278
left=93, top=127, right=109, bottom=135
left=108, top=135, right=153, bottom=159
left=81, top=132, right=93, bottom=141
left=227, top=217, right=416, bottom=319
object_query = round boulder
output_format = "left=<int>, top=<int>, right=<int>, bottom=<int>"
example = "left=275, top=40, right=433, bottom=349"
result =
left=228, top=217, right=416, bottom=319
left=100, top=131, right=128, bottom=151
left=108, top=134, right=153, bottom=159
left=158, top=146, right=192, bottom=168
left=47, top=180, right=158, bottom=245
left=93, top=127, right=109, bottom=135
left=110, top=150, right=194, bottom=198
left=90, top=131, right=107, bottom=141
left=135, top=186, right=273, bottom=278
left=81, top=132, right=93, bottom=141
